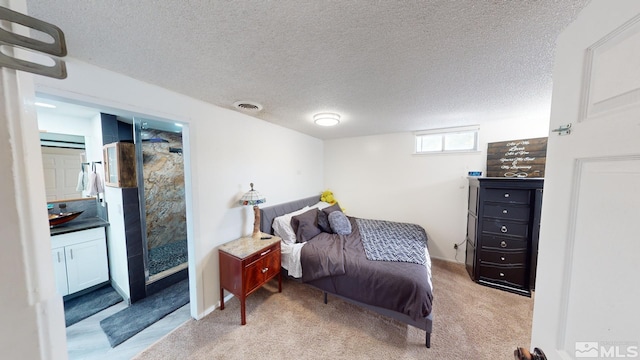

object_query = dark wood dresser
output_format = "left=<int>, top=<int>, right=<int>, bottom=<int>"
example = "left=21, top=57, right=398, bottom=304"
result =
left=465, top=177, right=543, bottom=296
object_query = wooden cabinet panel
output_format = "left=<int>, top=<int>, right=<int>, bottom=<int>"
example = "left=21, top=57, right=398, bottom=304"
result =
left=244, top=259, right=264, bottom=295
left=263, top=251, right=280, bottom=279
left=103, top=142, right=136, bottom=188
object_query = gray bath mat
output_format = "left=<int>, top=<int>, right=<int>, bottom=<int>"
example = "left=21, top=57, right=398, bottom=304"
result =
left=99, top=279, right=189, bottom=347
left=64, top=285, right=123, bottom=327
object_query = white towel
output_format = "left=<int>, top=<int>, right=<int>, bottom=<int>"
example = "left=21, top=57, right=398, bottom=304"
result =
left=88, top=171, right=105, bottom=196
left=95, top=170, right=104, bottom=193
left=75, top=170, right=88, bottom=191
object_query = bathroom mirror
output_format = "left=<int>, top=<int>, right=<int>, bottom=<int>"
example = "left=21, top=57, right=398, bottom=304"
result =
left=40, top=132, right=87, bottom=202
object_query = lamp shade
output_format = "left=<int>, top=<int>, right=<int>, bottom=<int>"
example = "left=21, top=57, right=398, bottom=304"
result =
left=239, top=183, right=266, bottom=206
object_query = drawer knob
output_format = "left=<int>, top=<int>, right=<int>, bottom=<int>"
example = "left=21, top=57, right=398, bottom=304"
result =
left=500, top=256, right=505, bottom=261
left=504, top=193, right=510, bottom=198
left=500, top=225, right=508, bottom=233
left=502, top=209, right=508, bottom=214
left=261, top=267, right=268, bottom=273
left=500, top=241, right=507, bottom=248
left=499, top=272, right=505, bottom=277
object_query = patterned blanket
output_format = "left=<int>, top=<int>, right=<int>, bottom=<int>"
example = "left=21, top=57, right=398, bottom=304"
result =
left=355, top=218, right=428, bottom=266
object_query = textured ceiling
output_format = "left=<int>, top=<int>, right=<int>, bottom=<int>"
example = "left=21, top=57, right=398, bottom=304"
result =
left=26, top=0, right=590, bottom=139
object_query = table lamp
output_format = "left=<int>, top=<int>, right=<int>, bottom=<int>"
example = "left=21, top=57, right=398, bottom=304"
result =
left=239, top=183, right=266, bottom=237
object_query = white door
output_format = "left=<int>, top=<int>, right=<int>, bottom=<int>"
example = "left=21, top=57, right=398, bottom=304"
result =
left=41, top=146, right=85, bottom=201
left=531, top=1, right=640, bottom=359
left=64, top=239, right=109, bottom=294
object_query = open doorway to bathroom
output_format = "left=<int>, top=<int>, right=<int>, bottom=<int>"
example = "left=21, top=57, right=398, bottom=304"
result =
left=133, top=119, right=188, bottom=283
left=36, top=97, right=194, bottom=358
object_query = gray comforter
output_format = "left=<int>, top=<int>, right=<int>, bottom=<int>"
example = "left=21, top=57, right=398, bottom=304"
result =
left=300, top=217, right=433, bottom=322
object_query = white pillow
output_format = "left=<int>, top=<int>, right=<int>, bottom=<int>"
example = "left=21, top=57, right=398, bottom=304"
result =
left=272, top=206, right=311, bottom=245
left=309, top=201, right=331, bottom=210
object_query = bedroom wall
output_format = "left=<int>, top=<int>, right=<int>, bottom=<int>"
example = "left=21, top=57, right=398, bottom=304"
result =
left=324, top=117, right=549, bottom=263
left=32, top=59, right=324, bottom=318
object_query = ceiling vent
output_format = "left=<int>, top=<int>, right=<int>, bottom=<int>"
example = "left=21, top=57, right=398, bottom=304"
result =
left=233, top=101, right=263, bottom=112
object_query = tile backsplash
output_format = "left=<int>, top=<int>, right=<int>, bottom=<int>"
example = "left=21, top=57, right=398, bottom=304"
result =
left=47, top=198, right=107, bottom=222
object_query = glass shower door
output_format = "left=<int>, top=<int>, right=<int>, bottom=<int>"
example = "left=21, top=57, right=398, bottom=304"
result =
left=133, top=118, right=188, bottom=281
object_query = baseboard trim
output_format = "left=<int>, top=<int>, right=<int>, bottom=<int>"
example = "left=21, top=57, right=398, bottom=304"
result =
left=430, top=255, right=464, bottom=264
left=110, top=280, right=131, bottom=305
left=201, top=293, right=235, bottom=320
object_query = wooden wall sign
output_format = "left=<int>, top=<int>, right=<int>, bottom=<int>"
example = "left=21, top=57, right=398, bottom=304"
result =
left=486, top=137, right=547, bottom=178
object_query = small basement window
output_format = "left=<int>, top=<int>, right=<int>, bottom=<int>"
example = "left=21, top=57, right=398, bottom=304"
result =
left=415, top=126, right=479, bottom=154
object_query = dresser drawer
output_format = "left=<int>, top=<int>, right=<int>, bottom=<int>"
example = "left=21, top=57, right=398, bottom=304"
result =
left=481, top=235, right=527, bottom=250
left=478, top=264, right=527, bottom=288
left=479, top=249, right=528, bottom=265
left=244, top=248, right=281, bottom=294
left=483, top=204, right=530, bottom=221
left=244, top=242, right=279, bottom=265
left=482, top=219, right=529, bottom=238
left=485, top=188, right=531, bottom=204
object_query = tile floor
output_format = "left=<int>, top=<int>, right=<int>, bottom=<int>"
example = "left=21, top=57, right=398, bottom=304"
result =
left=66, top=301, right=191, bottom=359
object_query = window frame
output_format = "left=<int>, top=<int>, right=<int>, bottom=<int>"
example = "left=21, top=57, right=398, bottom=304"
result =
left=414, top=125, right=480, bottom=154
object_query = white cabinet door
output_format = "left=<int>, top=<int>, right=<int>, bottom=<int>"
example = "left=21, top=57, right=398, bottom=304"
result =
left=51, top=247, right=69, bottom=296
left=65, top=238, right=109, bottom=294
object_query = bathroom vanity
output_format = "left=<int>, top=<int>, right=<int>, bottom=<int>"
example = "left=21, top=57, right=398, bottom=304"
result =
left=48, top=197, right=110, bottom=297
left=51, top=227, right=109, bottom=296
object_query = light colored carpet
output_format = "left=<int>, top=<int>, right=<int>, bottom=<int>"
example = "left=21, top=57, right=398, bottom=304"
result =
left=134, top=259, right=533, bottom=359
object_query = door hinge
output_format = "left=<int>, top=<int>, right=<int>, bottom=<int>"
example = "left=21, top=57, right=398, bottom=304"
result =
left=551, top=123, right=572, bottom=136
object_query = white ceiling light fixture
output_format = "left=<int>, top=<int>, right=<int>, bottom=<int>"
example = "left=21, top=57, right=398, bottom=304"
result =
left=314, top=113, right=340, bottom=127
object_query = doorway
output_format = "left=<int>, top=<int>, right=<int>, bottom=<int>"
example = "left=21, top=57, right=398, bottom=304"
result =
left=36, top=97, right=194, bottom=357
left=36, top=100, right=194, bottom=298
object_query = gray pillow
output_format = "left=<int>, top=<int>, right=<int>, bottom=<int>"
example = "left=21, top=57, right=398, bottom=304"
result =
left=322, top=203, right=341, bottom=216
left=317, top=209, right=332, bottom=233
left=328, top=211, right=351, bottom=235
left=291, top=209, right=322, bottom=243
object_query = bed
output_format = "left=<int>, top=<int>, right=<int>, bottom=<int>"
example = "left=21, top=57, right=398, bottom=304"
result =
left=260, top=196, right=433, bottom=348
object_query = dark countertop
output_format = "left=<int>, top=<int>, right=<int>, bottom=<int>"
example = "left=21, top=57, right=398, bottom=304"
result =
left=50, top=217, right=109, bottom=236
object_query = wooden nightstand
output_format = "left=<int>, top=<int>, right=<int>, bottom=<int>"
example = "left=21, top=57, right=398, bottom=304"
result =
left=219, top=233, right=282, bottom=325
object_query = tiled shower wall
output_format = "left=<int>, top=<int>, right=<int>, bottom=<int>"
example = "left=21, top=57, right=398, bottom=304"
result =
left=141, top=129, right=187, bottom=250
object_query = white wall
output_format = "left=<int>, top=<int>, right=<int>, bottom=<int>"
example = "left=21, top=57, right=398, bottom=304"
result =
left=36, top=112, right=102, bottom=162
left=37, top=111, right=104, bottom=198
left=103, top=186, right=130, bottom=300
left=324, top=117, right=549, bottom=262
left=33, top=59, right=324, bottom=319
